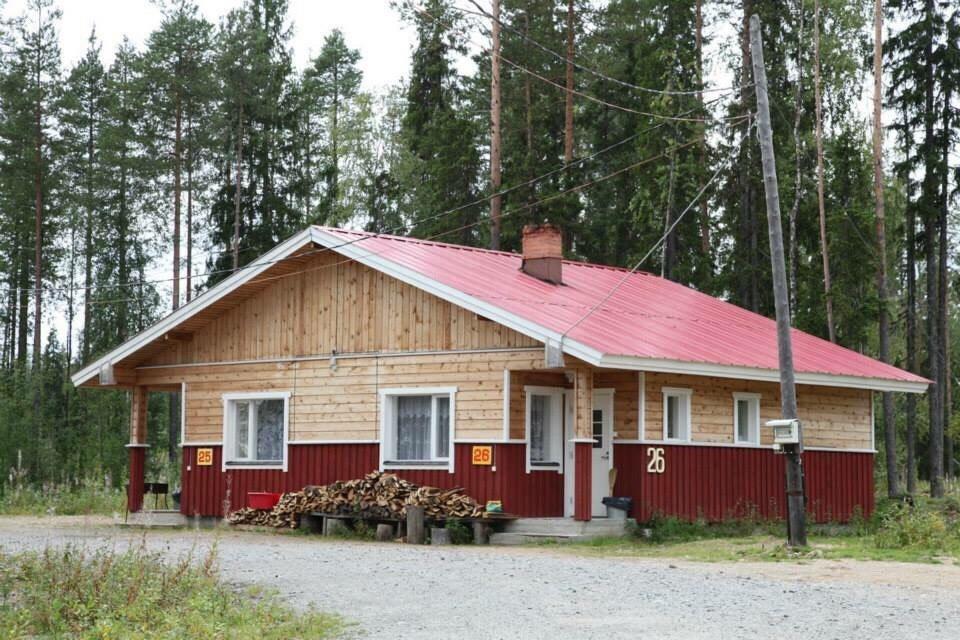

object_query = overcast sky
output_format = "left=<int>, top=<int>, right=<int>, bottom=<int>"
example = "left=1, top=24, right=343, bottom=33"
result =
left=4, top=0, right=417, bottom=92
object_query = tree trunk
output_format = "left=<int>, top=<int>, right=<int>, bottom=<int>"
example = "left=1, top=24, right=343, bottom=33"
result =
left=788, top=0, right=805, bottom=320
left=489, top=0, right=502, bottom=250
left=662, top=145, right=678, bottom=280
left=186, top=112, right=194, bottom=303
left=33, top=70, right=43, bottom=369
left=82, top=94, right=95, bottom=364
left=233, top=106, right=243, bottom=272
left=695, top=0, right=711, bottom=258
left=923, top=0, right=943, bottom=498
left=938, top=86, right=952, bottom=479
left=563, top=0, right=574, bottom=164
left=173, top=89, right=182, bottom=312
left=813, top=0, right=836, bottom=343
left=872, top=0, right=898, bottom=497
left=905, top=155, right=918, bottom=495
left=738, top=0, right=757, bottom=312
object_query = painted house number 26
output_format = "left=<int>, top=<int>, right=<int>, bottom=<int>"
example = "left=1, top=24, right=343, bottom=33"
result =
left=646, top=447, right=666, bottom=474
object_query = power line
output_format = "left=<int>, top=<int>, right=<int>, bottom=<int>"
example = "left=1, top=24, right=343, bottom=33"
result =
left=457, top=0, right=752, bottom=98
left=412, top=4, right=742, bottom=124
left=558, top=120, right=756, bottom=343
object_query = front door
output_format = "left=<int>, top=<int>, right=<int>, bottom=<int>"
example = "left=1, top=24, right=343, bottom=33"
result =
left=563, top=389, right=615, bottom=517
left=591, top=390, right=614, bottom=517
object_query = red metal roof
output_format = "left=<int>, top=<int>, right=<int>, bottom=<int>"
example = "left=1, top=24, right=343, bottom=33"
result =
left=318, top=226, right=928, bottom=389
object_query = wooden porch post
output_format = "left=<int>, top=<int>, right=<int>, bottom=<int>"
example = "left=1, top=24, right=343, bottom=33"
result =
left=573, top=368, right=593, bottom=521
left=126, top=386, right=148, bottom=513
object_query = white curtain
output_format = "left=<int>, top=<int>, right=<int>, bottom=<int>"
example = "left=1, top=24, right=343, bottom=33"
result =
left=235, top=401, right=250, bottom=459
left=530, top=395, right=550, bottom=463
left=397, top=396, right=432, bottom=460
left=435, top=396, right=450, bottom=458
left=255, top=399, right=284, bottom=461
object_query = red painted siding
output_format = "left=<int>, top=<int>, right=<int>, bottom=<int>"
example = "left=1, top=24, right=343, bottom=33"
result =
left=180, top=443, right=563, bottom=518
left=574, top=442, right=592, bottom=521
left=179, top=442, right=872, bottom=522
left=127, top=447, right=146, bottom=512
left=613, top=444, right=874, bottom=523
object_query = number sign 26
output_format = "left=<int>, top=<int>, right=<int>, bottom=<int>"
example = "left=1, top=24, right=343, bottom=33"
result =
left=472, top=445, right=493, bottom=466
left=646, top=447, right=665, bottom=474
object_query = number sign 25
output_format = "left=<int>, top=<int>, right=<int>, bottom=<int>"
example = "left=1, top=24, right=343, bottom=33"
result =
left=646, top=447, right=665, bottom=474
left=196, top=448, right=213, bottom=466
left=472, top=445, right=493, bottom=466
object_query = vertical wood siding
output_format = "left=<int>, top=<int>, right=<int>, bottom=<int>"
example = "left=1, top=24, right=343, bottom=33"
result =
left=180, top=443, right=563, bottom=518
left=574, top=442, right=592, bottom=521
left=613, top=444, right=874, bottom=523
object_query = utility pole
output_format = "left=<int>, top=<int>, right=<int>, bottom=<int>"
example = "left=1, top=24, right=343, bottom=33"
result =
left=563, top=0, right=574, bottom=164
left=489, top=0, right=502, bottom=250
left=749, top=14, right=807, bottom=547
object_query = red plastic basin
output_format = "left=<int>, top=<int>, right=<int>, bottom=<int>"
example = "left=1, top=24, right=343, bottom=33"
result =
left=247, top=492, right=282, bottom=510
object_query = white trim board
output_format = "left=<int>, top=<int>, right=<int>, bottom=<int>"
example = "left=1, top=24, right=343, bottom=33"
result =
left=614, top=439, right=877, bottom=454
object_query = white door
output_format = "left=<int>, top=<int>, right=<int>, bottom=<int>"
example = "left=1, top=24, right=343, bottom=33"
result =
left=591, top=390, right=615, bottom=517
left=563, top=389, right=615, bottom=518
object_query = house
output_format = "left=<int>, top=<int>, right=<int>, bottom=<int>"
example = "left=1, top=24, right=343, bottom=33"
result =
left=72, top=224, right=929, bottom=523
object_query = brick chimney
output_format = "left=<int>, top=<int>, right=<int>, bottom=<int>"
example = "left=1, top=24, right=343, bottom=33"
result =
left=521, top=224, right=563, bottom=284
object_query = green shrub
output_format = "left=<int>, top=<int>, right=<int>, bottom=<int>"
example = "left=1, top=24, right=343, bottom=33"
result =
left=0, top=544, right=342, bottom=638
left=444, top=518, right=473, bottom=544
left=874, top=503, right=958, bottom=551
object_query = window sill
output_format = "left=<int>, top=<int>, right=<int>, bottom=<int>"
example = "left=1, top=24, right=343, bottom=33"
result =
left=529, top=462, right=561, bottom=470
left=383, top=460, right=452, bottom=472
left=225, top=460, right=284, bottom=468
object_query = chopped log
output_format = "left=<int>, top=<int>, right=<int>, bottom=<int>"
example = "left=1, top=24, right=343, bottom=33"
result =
left=430, top=527, right=450, bottom=545
left=376, top=523, right=394, bottom=542
left=226, top=471, right=484, bottom=529
left=407, top=505, right=426, bottom=545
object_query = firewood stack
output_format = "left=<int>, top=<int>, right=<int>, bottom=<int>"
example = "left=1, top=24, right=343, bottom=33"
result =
left=227, top=471, right=484, bottom=528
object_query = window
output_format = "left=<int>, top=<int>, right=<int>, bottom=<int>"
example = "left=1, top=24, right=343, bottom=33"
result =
left=222, top=392, right=290, bottom=470
left=525, top=387, right=564, bottom=471
left=734, top=393, right=761, bottom=445
left=662, top=387, right=691, bottom=441
left=380, top=388, right=456, bottom=470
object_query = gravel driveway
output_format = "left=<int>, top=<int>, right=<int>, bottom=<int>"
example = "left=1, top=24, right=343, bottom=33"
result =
left=1, top=516, right=958, bottom=639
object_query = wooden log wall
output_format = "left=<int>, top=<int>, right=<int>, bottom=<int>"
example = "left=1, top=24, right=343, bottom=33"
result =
left=639, top=372, right=872, bottom=450
left=139, top=350, right=545, bottom=443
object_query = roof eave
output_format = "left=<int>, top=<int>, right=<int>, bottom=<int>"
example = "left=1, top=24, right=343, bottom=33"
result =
left=71, top=228, right=317, bottom=387
left=596, top=354, right=930, bottom=394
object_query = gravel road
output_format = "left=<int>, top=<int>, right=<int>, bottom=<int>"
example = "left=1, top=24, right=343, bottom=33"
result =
left=1, top=516, right=958, bottom=639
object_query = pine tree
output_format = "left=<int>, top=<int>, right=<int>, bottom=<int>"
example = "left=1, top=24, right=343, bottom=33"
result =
left=397, top=0, right=482, bottom=244
left=302, top=29, right=362, bottom=224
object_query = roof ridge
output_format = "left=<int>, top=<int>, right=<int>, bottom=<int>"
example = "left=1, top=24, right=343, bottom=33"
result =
left=315, top=225, right=657, bottom=276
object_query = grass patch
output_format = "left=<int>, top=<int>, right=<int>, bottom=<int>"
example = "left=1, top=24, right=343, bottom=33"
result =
left=0, top=480, right=126, bottom=516
left=554, top=499, right=960, bottom=564
left=0, top=543, right=343, bottom=638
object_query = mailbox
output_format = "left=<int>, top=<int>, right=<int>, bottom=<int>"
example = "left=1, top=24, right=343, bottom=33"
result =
left=766, top=418, right=801, bottom=451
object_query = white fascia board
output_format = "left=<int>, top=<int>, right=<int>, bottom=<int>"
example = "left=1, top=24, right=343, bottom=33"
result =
left=597, top=354, right=929, bottom=394
left=72, top=229, right=317, bottom=387
left=310, top=227, right=606, bottom=366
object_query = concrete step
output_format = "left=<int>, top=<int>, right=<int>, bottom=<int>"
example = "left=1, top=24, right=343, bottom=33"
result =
left=501, top=517, right=632, bottom=537
left=119, top=510, right=188, bottom=528
left=488, top=532, right=588, bottom=545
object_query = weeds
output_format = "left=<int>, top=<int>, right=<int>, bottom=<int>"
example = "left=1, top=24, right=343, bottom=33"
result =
left=0, top=543, right=343, bottom=638
left=0, top=478, right=125, bottom=516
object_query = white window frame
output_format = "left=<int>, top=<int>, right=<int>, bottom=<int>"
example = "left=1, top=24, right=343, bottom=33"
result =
left=662, top=387, right=692, bottom=442
left=379, top=387, right=457, bottom=473
left=525, top=386, right=565, bottom=473
left=733, top=392, right=762, bottom=445
left=221, top=391, right=291, bottom=471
